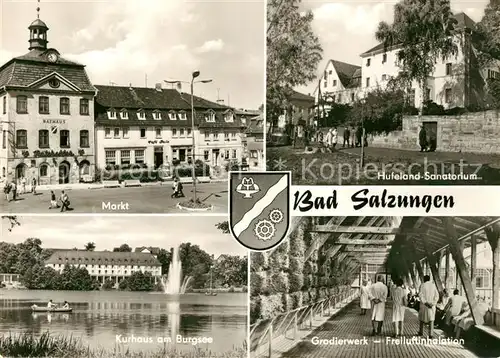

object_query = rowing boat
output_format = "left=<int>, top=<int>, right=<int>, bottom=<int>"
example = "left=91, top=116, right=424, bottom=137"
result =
left=31, top=307, right=72, bottom=313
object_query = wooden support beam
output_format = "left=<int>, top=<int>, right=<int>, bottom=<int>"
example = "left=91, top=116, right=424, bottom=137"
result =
left=305, top=217, right=348, bottom=260
left=485, top=225, right=500, bottom=310
left=471, top=235, right=477, bottom=291
left=335, top=239, right=392, bottom=245
left=344, top=247, right=390, bottom=253
left=444, top=249, right=450, bottom=291
left=442, top=218, right=484, bottom=325
left=312, top=225, right=424, bottom=235
left=422, top=235, right=444, bottom=293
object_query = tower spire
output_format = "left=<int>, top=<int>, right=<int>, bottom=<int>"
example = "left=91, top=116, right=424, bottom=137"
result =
left=28, top=0, right=49, bottom=51
left=37, top=0, right=40, bottom=19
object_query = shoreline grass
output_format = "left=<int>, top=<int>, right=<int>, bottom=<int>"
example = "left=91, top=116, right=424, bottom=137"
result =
left=0, top=332, right=247, bottom=358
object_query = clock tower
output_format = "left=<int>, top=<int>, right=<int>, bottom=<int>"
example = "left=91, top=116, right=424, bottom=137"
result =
left=28, top=3, right=48, bottom=51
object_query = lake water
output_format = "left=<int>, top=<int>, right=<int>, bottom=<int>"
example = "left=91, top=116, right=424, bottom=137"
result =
left=0, top=290, right=247, bottom=354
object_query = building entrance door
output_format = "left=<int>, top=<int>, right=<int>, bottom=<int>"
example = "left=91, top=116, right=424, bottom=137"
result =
left=154, top=147, right=164, bottom=168
left=59, top=162, right=70, bottom=184
left=212, top=149, right=220, bottom=166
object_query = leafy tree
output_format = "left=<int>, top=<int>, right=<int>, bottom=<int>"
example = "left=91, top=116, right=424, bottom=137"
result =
left=156, top=249, right=172, bottom=275
left=84, top=242, right=96, bottom=251
left=375, top=0, right=459, bottom=113
left=473, top=0, right=500, bottom=66
left=102, top=279, right=115, bottom=290
left=324, top=103, right=351, bottom=127
left=213, top=255, right=248, bottom=288
left=179, top=243, right=213, bottom=284
left=119, top=271, right=154, bottom=291
left=22, top=264, right=59, bottom=290
left=113, top=244, right=132, bottom=252
left=2, top=216, right=20, bottom=231
left=216, top=222, right=230, bottom=234
left=267, top=0, right=322, bottom=131
left=58, top=265, right=99, bottom=290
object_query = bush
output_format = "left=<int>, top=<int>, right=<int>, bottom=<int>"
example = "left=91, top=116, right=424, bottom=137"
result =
left=102, top=279, right=114, bottom=290
left=251, top=253, right=265, bottom=271
left=291, top=291, right=303, bottom=309
left=250, top=296, right=262, bottom=323
left=260, top=294, right=283, bottom=319
left=250, top=272, right=264, bottom=296
left=268, top=272, right=288, bottom=294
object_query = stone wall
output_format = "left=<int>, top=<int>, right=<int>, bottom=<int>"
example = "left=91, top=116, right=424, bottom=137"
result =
left=370, top=110, right=500, bottom=154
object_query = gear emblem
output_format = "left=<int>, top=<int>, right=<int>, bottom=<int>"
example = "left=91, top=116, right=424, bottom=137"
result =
left=269, top=209, right=284, bottom=224
left=254, top=219, right=276, bottom=241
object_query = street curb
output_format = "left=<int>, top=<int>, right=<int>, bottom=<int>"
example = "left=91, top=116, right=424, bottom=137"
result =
left=176, top=203, right=214, bottom=212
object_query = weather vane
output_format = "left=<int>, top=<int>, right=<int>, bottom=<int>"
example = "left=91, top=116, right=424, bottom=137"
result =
left=37, top=0, right=41, bottom=19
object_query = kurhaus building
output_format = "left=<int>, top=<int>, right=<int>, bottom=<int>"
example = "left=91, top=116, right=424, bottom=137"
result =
left=45, top=250, right=162, bottom=284
left=0, top=15, right=96, bottom=185
left=94, top=84, right=246, bottom=169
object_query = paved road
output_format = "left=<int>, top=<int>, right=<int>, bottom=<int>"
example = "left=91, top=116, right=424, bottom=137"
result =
left=0, top=182, right=228, bottom=213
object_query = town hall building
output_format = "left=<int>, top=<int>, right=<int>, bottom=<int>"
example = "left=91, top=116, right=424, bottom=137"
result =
left=0, top=14, right=96, bottom=185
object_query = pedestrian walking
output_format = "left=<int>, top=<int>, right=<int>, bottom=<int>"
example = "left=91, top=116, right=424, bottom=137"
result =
left=48, top=190, right=59, bottom=209
left=10, top=181, right=17, bottom=201
left=419, top=125, right=428, bottom=152
left=21, top=177, right=26, bottom=194
left=343, top=127, right=350, bottom=147
left=417, top=275, right=439, bottom=338
left=3, top=181, right=11, bottom=201
left=359, top=280, right=371, bottom=315
left=331, top=128, right=338, bottom=149
left=32, top=178, right=37, bottom=195
left=324, top=129, right=333, bottom=151
left=392, top=278, right=408, bottom=337
left=370, top=275, right=388, bottom=336
left=59, top=190, right=70, bottom=212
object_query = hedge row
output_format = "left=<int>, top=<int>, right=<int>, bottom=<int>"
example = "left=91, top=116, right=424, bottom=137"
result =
left=250, top=218, right=353, bottom=322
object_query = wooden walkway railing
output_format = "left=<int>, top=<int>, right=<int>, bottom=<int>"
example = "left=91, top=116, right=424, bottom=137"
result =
left=249, top=286, right=358, bottom=358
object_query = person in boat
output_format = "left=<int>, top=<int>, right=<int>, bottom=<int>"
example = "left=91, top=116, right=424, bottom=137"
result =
left=62, top=301, right=70, bottom=309
left=47, top=300, right=57, bottom=309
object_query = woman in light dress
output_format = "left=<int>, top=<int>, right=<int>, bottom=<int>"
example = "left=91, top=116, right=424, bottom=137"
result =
left=392, top=278, right=408, bottom=337
left=360, top=280, right=371, bottom=315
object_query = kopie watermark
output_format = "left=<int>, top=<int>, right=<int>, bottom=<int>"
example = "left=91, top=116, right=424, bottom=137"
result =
left=268, top=157, right=483, bottom=184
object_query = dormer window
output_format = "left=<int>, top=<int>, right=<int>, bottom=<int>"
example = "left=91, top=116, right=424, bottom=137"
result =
left=205, top=110, right=216, bottom=122
left=224, top=111, right=234, bottom=123
left=153, top=111, right=161, bottom=120
left=169, top=111, right=176, bottom=120
left=108, top=109, right=117, bottom=119
left=120, top=109, right=128, bottom=119
left=179, top=111, right=187, bottom=121
left=137, top=109, right=145, bottom=120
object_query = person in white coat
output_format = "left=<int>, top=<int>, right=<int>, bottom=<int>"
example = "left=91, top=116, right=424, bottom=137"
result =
left=324, top=129, right=333, bottom=150
left=370, top=275, right=388, bottom=335
left=360, top=280, right=371, bottom=315
left=418, top=275, right=439, bottom=337
left=331, top=128, right=338, bottom=149
left=392, top=278, right=408, bottom=337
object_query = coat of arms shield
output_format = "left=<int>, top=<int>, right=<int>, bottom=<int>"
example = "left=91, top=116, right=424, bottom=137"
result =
left=229, top=171, right=291, bottom=251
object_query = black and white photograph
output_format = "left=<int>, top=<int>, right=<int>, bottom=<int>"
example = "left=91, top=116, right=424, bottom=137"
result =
left=266, top=0, right=500, bottom=185
left=250, top=216, right=500, bottom=358
left=0, top=0, right=265, bottom=213
left=0, top=215, right=248, bottom=358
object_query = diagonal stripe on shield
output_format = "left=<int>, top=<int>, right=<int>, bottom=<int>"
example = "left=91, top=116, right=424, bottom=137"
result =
left=229, top=171, right=291, bottom=251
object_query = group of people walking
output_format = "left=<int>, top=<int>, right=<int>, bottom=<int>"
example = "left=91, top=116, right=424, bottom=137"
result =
left=323, top=126, right=368, bottom=151
left=359, top=274, right=456, bottom=338
left=3, top=177, right=37, bottom=202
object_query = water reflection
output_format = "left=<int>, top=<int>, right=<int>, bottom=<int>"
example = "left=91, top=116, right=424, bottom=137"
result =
left=0, top=291, right=247, bottom=353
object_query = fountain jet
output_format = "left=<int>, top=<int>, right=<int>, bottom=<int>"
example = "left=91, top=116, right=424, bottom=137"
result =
left=161, top=246, right=191, bottom=294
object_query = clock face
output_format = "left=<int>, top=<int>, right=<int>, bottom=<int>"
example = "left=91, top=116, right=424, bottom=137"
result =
left=47, top=53, right=58, bottom=63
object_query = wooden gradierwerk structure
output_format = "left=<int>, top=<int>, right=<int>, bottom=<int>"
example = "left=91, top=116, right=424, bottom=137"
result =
left=250, top=216, right=500, bottom=358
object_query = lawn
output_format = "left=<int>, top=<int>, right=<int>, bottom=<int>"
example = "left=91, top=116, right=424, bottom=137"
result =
left=266, top=146, right=500, bottom=185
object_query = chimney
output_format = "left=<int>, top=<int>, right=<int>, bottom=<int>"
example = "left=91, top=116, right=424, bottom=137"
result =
left=176, top=82, right=182, bottom=92
left=217, top=99, right=225, bottom=105
left=129, top=83, right=133, bottom=90
left=155, top=83, right=162, bottom=92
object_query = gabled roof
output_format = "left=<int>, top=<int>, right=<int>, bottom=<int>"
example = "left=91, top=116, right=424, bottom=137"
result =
left=290, top=90, right=315, bottom=102
left=0, top=49, right=95, bottom=92
left=45, top=250, right=161, bottom=266
left=360, top=12, right=476, bottom=58
left=330, top=60, right=361, bottom=87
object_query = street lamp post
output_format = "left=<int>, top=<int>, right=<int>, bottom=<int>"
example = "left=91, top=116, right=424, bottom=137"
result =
left=164, top=72, right=212, bottom=203
left=360, top=98, right=366, bottom=167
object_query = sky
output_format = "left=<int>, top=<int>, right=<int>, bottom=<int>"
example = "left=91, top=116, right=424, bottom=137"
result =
left=0, top=0, right=265, bottom=110
left=1, top=215, right=247, bottom=257
left=296, top=0, right=491, bottom=96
